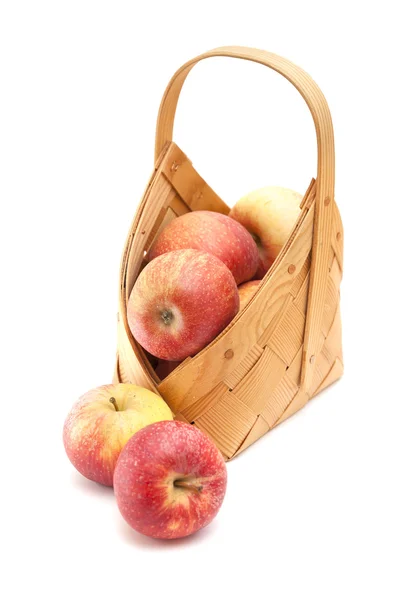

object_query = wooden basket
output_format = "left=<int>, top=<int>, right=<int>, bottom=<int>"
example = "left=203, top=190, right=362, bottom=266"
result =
left=114, top=46, right=344, bottom=459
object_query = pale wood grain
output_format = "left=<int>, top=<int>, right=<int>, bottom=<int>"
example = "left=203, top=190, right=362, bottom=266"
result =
left=261, top=374, right=299, bottom=428
left=195, top=392, right=257, bottom=458
left=233, top=347, right=287, bottom=414
left=161, top=144, right=229, bottom=214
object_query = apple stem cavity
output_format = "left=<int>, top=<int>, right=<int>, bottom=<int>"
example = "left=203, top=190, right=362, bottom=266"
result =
left=173, top=479, right=203, bottom=494
left=161, top=309, right=174, bottom=326
left=109, top=397, right=120, bottom=412
left=251, top=232, right=262, bottom=247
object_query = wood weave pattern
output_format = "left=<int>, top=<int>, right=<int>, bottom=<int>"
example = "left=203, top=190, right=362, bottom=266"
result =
left=115, top=142, right=344, bottom=459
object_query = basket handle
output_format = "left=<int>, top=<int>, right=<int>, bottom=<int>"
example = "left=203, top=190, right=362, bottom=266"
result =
left=154, top=46, right=335, bottom=392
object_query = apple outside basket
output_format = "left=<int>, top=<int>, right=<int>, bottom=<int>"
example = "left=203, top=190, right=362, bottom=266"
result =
left=113, top=46, right=344, bottom=460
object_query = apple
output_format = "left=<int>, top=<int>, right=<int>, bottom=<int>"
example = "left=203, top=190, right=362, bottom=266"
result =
left=114, top=420, right=227, bottom=539
left=127, top=249, right=239, bottom=361
left=147, top=210, right=258, bottom=284
left=238, top=280, right=262, bottom=311
left=63, top=383, right=173, bottom=487
left=155, top=359, right=181, bottom=379
left=229, top=186, right=302, bottom=278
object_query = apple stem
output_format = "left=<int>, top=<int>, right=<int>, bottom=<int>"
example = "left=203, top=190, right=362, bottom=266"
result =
left=109, top=397, right=119, bottom=412
left=173, top=480, right=203, bottom=494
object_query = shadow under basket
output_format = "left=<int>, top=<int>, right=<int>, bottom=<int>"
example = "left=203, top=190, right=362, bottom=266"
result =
left=113, top=46, right=344, bottom=460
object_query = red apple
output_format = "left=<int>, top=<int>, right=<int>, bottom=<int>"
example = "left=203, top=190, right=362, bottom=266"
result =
left=114, top=420, right=227, bottom=539
left=127, top=249, right=239, bottom=361
left=63, top=384, right=173, bottom=486
left=238, top=280, right=262, bottom=311
left=229, top=186, right=302, bottom=278
left=147, top=210, right=258, bottom=284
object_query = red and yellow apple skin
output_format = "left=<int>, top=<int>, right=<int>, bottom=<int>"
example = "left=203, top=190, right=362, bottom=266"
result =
left=127, top=249, right=239, bottom=361
left=114, top=420, right=227, bottom=539
left=238, top=280, right=262, bottom=311
left=147, top=210, right=258, bottom=285
left=63, top=384, right=173, bottom=487
left=229, top=186, right=302, bottom=278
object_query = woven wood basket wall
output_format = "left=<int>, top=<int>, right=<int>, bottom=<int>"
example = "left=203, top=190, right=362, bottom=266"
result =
left=113, top=46, right=344, bottom=460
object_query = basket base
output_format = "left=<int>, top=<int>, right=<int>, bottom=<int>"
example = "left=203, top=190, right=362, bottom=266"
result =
left=114, top=354, right=344, bottom=461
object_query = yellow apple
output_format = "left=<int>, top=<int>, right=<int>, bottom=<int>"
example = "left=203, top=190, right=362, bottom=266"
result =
left=63, top=383, right=173, bottom=486
left=238, top=280, right=262, bottom=311
left=229, top=186, right=302, bottom=278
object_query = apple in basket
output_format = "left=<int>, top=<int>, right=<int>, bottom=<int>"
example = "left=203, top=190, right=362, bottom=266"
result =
left=63, top=384, right=173, bottom=486
left=114, top=420, right=227, bottom=539
left=229, top=186, right=302, bottom=278
left=127, top=249, right=239, bottom=361
left=238, top=280, right=262, bottom=312
left=147, top=210, right=259, bottom=285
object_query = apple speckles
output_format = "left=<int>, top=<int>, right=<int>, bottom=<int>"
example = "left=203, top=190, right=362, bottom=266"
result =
left=63, top=384, right=173, bottom=487
left=146, top=210, right=258, bottom=285
left=127, top=249, right=239, bottom=361
left=114, top=421, right=227, bottom=539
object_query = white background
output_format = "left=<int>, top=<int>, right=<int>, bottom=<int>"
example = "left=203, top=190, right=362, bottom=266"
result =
left=1, top=1, right=406, bottom=599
